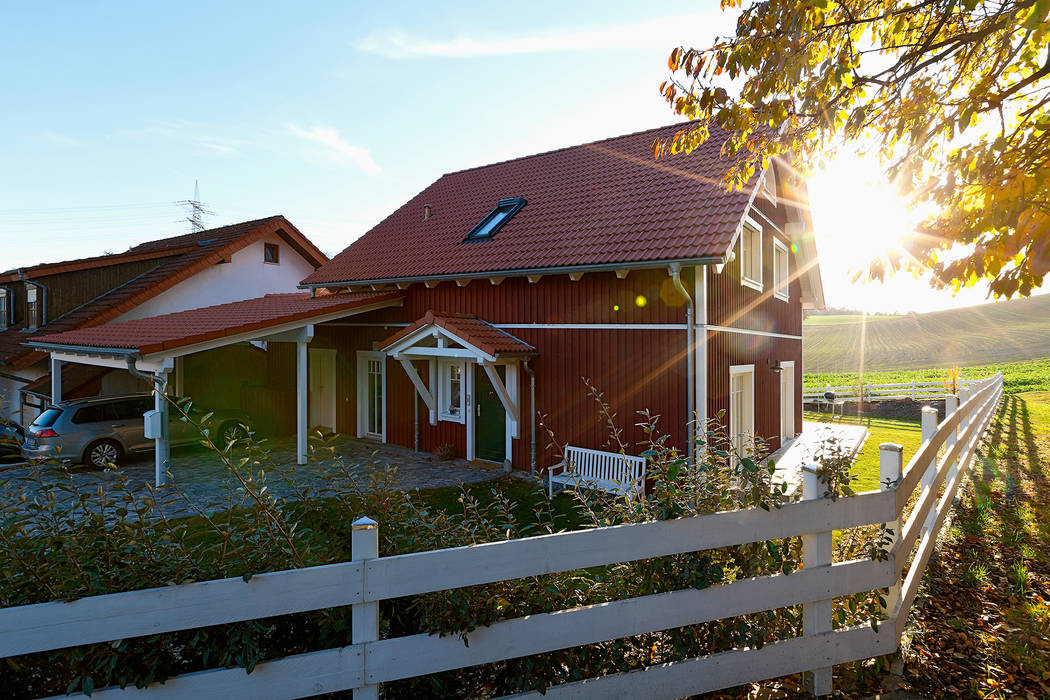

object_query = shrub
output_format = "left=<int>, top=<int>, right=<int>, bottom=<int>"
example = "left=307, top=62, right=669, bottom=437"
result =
left=0, top=388, right=877, bottom=697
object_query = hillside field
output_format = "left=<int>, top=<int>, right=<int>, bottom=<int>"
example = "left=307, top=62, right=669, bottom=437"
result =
left=803, top=294, right=1050, bottom=373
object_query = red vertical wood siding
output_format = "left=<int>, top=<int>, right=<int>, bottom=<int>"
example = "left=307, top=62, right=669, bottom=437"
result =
left=258, top=229, right=807, bottom=467
left=705, top=196, right=804, bottom=451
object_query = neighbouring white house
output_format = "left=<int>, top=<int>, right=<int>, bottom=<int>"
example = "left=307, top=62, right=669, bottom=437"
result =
left=0, top=216, right=327, bottom=425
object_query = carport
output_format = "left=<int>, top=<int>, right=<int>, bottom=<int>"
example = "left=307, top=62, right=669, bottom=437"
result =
left=26, top=291, right=404, bottom=485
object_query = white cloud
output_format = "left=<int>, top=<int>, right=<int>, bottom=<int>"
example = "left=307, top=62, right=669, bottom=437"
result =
left=288, top=125, right=382, bottom=175
left=354, top=12, right=727, bottom=59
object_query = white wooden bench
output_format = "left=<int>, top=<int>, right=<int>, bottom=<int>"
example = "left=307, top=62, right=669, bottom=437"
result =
left=547, top=446, right=646, bottom=500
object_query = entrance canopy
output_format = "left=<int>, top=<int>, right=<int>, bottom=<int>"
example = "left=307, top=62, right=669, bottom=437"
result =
left=26, top=291, right=404, bottom=483
left=379, top=311, right=534, bottom=451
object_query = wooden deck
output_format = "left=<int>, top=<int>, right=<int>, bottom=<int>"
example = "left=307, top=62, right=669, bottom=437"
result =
left=771, top=421, right=869, bottom=492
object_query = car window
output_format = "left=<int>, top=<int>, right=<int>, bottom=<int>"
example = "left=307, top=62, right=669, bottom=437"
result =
left=72, top=404, right=116, bottom=424
left=112, top=399, right=149, bottom=421
left=32, top=408, right=63, bottom=428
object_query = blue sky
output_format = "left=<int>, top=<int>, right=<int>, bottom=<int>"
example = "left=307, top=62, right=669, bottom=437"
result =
left=1, top=2, right=1039, bottom=312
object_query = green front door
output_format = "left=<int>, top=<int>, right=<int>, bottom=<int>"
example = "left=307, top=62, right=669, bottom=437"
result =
left=474, top=364, right=506, bottom=463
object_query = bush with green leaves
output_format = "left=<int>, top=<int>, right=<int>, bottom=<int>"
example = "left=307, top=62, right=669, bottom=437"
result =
left=0, top=389, right=883, bottom=698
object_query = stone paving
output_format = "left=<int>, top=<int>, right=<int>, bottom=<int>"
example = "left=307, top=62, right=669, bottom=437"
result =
left=0, top=436, right=504, bottom=519
left=770, top=420, right=870, bottom=492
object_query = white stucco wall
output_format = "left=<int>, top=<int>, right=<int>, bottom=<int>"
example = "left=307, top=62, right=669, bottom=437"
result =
left=117, top=235, right=318, bottom=322
left=1, top=364, right=47, bottom=425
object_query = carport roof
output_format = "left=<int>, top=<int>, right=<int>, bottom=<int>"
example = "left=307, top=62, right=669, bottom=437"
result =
left=28, top=291, right=404, bottom=356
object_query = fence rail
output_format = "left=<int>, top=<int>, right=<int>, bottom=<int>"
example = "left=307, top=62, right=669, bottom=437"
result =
left=803, top=378, right=977, bottom=403
left=0, top=373, right=1004, bottom=699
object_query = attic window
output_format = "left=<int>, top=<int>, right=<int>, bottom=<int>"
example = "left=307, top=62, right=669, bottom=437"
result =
left=463, top=197, right=526, bottom=242
left=264, top=243, right=280, bottom=264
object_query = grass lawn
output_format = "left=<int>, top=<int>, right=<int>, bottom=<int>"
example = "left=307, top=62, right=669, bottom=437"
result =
left=873, top=391, right=1050, bottom=698
left=805, top=410, right=923, bottom=492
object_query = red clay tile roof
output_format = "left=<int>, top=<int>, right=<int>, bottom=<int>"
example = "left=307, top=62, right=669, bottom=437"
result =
left=1, top=216, right=328, bottom=370
left=303, top=122, right=761, bottom=286
left=379, top=311, right=535, bottom=358
left=31, top=292, right=403, bottom=356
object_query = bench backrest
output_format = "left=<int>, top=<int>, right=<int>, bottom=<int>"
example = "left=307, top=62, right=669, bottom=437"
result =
left=564, top=446, right=645, bottom=484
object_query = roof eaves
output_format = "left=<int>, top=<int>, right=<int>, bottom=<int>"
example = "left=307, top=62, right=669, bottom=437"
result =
left=301, top=255, right=726, bottom=289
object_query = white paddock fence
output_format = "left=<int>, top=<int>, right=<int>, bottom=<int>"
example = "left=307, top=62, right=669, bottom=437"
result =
left=804, top=378, right=980, bottom=405
left=0, top=373, right=1004, bottom=699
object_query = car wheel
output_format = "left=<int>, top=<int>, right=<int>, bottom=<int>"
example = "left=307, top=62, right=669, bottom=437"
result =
left=218, top=421, right=248, bottom=447
left=85, top=439, right=123, bottom=468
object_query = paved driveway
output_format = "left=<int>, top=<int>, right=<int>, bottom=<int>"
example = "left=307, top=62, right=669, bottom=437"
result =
left=1, top=436, right=501, bottom=519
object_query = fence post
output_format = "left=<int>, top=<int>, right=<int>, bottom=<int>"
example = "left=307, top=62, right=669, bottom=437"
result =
left=879, top=443, right=904, bottom=619
left=801, top=465, right=833, bottom=697
left=920, top=407, right=939, bottom=537
left=352, top=517, right=379, bottom=700
left=910, top=379, right=916, bottom=400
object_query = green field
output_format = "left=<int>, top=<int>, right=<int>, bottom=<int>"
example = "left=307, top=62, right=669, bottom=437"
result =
left=803, top=357, right=1050, bottom=395
left=803, top=294, right=1050, bottom=372
left=804, top=313, right=902, bottom=326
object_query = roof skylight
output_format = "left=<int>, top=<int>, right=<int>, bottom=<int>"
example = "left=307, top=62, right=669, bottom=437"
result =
left=463, top=197, right=526, bottom=242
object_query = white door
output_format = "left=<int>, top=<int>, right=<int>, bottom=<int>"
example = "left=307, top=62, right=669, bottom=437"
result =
left=729, top=365, right=755, bottom=457
left=780, top=361, right=795, bottom=441
left=309, top=348, right=337, bottom=433
left=356, top=351, right=386, bottom=441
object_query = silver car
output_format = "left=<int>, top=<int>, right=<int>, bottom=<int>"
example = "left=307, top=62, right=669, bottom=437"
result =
left=21, top=394, right=251, bottom=468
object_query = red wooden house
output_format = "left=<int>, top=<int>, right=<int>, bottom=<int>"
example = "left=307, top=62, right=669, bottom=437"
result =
left=29, top=122, right=823, bottom=478
left=295, top=122, right=825, bottom=468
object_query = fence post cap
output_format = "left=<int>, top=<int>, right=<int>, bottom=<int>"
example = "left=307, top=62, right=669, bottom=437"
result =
left=920, top=406, right=938, bottom=414
left=879, top=442, right=904, bottom=453
left=352, top=517, right=378, bottom=530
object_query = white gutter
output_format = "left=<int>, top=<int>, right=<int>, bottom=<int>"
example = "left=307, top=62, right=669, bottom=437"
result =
left=668, top=264, right=695, bottom=466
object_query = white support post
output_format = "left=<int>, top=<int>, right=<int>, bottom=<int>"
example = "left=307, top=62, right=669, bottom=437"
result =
left=920, top=407, right=938, bottom=536
left=801, top=465, right=833, bottom=697
left=154, top=370, right=171, bottom=487
left=879, top=443, right=904, bottom=619
left=296, top=325, right=314, bottom=466
left=50, top=357, right=63, bottom=407
left=352, top=517, right=379, bottom=700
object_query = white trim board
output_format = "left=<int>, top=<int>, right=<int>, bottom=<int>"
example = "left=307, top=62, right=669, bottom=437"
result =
left=322, top=321, right=800, bottom=339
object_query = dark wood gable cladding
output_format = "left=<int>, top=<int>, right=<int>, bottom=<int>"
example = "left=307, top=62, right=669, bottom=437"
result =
left=35, top=257, right=176, bottom=323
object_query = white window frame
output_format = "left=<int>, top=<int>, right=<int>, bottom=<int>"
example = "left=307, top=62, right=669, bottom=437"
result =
left=773, top=237, right=790, bottom=302
left=779, top=360, right=796, bottom=441
left=729, top=364, right=756, bottom=458
left=438, top=359, right=466, bottom=423
left=356, top=351, right=386, bottom=441
left=0, top=289, right=7, bottom=330
left=739, top=218, right=763, bottom=292
left=25, top=286, right=39, bottom=331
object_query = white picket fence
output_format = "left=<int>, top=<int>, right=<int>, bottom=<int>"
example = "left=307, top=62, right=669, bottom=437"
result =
left=0, top=373, right=1004, bottom=699
left=803, top=378, right=978, bottom=404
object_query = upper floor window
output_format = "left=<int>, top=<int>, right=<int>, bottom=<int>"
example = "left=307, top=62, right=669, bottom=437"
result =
left=438, top=359, right=465, bottom=422
left=740, top=221, right=763, bottom=291
left=264, top=243, right=280, bottom=264
left=773, top=238, right=789, bottom=301
left=0, top=290, right=7, bottom=330
left=26, top=287, right=39, bottom=331
left=463, top=197, right=526, bottom=242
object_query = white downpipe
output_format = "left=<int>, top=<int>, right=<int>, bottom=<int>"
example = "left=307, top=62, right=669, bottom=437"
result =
left=296, top=325, right=315, bottom=466
left=124, top=355, right=170, bottom=487
left=668, top=264, right=695, bottom=465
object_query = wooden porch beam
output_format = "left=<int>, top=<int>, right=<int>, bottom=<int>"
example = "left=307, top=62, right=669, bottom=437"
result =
left=397, top=356, right=437, bottom=425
